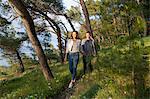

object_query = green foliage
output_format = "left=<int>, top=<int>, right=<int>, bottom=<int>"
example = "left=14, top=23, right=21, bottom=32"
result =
left=66, top=6, right=82, bottom=23
left=76, top=0, right=147, bottom=47
left=0, top=68, right=48, bottom=98
left=45, top=49, right=59, bottom=62
left=141, top=0, right=149, bottom=18
left=43, top=0, right=64, bottom=11
left=96, top=38, right=149, bottom=98
left=0, top=66, right=9, bottom=78
left=0, top=36, right=21, bottom=52
left=24, top=0, right=64, bottom=12
left=80, top=84, right=101, bottom=99
left=86, top=0, right=101, bottom=16
left=0, top=16, right=11, bottom=27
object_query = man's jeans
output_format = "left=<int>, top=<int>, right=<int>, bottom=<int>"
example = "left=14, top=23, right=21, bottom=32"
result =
left=83, top=55, right=93, bottom=74
left=69, top=52, right=79, bottom=80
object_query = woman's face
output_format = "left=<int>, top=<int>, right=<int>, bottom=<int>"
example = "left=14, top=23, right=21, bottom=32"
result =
left=72, top=32, right=77, bottom=39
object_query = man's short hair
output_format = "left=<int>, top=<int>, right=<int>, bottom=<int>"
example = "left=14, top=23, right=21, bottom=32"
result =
left=86, top=31, right=90, bottom=34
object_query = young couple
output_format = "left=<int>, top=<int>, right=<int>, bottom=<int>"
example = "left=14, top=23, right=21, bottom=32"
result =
left=64, top=31, right=96, bottom=88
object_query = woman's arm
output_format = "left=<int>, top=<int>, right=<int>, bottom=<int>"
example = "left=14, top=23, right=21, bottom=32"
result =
left=64, top=39, right=69, bottom=62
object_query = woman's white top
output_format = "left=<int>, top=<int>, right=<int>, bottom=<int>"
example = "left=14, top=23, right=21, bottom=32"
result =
left=66, top=39, right=81, bottom=53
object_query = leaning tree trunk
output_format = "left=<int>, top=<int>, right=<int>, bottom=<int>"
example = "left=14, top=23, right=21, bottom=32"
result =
left=59, top=22, right=69, bottom=58
left=27, top=6, right=64, bottom=63
left=16, top=50, right=24, bottom=73
left=9, top=0, right=54, bottom=80
left=46, top=20, right=64, bottom=63
left=49, top=7, right=76, bottom=32
left=64, top=14, right=76, bottom=31
left=55, top=23, right=64, bottom=63
left=48, top=19, right=64, bottom=63
left=80, top=0, right=93, bottom=37
left=45, top=17, right=64, bottom=63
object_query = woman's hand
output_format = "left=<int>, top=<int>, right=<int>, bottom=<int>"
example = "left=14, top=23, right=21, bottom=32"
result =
left=64, top=54, right=67, bottom=64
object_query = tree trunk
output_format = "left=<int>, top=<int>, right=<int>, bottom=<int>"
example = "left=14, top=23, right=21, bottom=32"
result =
left=80, top=0, right=93, bottom=37
left=45, top=17, right=64, bottom=63
left=9, top=0, right=54, bottom=80
left=59, top=22, right=69, bottom=33
left=58, top=22, right=69, bottom=59
left=27, top=6, right=64, bottom=63
left=55, top=25, right=64, bottom=63
left=16, top=50, right=24, bottom=73
left=48, top=7, right=76, bottom=32
left=59, top=22, right=69, bottom=53
left=64, top=14, right=76, bottom=31
left=135, top=0, right=150, bottom=36
left=122, top=0, right=150, bottom=36
left=146, top=18, right=150, bottom=36
left=143, top=0, right=150, bottom=36
left=49, top=20, right=64, bottom=63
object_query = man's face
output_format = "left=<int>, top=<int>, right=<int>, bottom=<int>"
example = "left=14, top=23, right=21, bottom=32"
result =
left=86, top=33, right=90, bottom=39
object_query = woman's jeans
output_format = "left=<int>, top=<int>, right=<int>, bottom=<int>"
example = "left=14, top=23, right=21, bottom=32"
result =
left=69, top=52, right=79, bottom=80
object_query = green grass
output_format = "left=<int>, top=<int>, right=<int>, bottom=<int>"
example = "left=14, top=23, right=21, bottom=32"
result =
left=143, top=36, right=150, bottom=47
left=0, top=68, right=47, bottom=98
left=0, top=62, right=83, bottom=98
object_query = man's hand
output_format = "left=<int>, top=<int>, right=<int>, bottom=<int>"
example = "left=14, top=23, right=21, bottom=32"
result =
left=90, top=36, right=94, bottom=41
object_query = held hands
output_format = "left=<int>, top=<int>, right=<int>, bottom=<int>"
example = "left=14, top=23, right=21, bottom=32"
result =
left=93, top=53, right=96, bottom=57
left=81, top=51, right=86, bottom=56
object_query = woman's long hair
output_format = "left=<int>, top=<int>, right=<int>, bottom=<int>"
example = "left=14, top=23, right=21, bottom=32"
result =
left=70, top=31, right=80, bottom=39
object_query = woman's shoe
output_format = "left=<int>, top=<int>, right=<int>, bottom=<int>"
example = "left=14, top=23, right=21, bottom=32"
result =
left=68, top=81, right=73, bottom=88
left=72, top=79, right=76, bottom=83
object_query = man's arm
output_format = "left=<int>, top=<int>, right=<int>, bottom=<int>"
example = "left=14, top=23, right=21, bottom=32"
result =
left=92, top=39, right=96, bottom=55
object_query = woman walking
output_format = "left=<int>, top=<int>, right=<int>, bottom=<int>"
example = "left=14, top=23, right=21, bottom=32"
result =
left=64, top=31, right=81, bottom=88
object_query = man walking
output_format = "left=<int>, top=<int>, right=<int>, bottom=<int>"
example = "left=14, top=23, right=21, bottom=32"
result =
left=81, top=31, right=96, bottom=74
